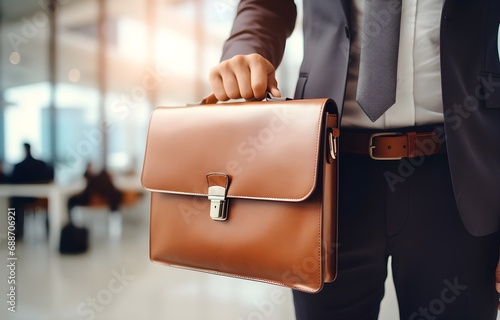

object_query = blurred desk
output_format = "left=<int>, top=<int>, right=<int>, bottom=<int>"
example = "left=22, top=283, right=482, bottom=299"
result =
left=0, top=175, right=143, bottom=249
left=0, top=183, right=82, bottom=249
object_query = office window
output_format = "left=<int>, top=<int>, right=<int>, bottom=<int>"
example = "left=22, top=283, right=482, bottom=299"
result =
left=1, top=0, right=302, bottom=180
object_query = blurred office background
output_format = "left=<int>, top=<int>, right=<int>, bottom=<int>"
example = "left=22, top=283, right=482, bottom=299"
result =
left=0, top=0, right=304, bottom=177
left=0, top=0, right=308, bottom=319
left=0, top=1, right=491, bottom=320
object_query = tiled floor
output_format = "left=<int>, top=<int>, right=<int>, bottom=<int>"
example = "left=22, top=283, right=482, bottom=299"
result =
left=0, top=197, right=495, bottom=320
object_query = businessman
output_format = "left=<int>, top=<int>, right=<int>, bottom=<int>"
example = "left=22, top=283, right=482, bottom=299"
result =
left=209, top=1, right=500, bottom=319
left=9, top=143, right=54, bottom=239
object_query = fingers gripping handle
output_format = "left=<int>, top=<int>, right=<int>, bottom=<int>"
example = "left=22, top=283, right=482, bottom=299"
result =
left=193, top=92, right=290, bottom=106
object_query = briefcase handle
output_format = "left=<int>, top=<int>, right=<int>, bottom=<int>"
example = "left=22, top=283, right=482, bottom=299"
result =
left=194, top=92, right=290, bottom=106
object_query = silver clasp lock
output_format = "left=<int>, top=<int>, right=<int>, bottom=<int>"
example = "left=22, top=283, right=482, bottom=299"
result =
left=328, top=128, right=339, bottom=163
left=206, top=173, right=230, bottom=221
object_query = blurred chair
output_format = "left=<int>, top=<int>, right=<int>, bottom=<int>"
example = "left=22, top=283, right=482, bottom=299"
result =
left=23, top=198, right=50, bottom=238
left=68, top=165, right=143, bottom=239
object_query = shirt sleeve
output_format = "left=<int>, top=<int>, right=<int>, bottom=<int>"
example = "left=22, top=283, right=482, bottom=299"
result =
left=221, top=0, right=297, bottom=68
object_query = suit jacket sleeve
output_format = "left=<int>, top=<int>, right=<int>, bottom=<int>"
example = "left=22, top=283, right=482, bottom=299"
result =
left=221, top=0, right=297, bottom=68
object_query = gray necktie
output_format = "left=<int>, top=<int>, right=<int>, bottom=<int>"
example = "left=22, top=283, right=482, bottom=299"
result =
left=356, top=0, right=402, bottom=122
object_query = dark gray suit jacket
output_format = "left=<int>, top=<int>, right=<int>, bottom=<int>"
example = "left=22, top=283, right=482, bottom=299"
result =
left=222, top=0, right=500, bottom=236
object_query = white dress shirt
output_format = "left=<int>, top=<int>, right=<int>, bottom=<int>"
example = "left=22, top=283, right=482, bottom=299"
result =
left=342, top=0, right=445, bottom=129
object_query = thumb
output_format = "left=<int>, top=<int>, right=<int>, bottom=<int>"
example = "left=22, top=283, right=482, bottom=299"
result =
left=267, top=73, right=281, bottom=98
left=261, top=57, right=281, bottom=98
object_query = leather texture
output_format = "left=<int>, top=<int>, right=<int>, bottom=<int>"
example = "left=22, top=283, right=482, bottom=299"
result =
left=142, top=98, right=338, bottom=293
left=341, top=131, right=442, bottom=159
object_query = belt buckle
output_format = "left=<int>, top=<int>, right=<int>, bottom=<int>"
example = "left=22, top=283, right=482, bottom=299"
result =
left=369, top=132, right=403, bottom=160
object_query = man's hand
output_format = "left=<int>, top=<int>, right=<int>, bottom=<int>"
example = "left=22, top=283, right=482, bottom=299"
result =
left=208, top=53, right=281, bottom=101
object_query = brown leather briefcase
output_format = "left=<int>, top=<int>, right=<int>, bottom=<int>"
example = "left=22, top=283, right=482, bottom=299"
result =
left=141, top=96, right=339, bottom=293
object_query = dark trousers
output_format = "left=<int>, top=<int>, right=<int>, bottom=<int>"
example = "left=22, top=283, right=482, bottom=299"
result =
left=293, top=152, right=499, bottom=320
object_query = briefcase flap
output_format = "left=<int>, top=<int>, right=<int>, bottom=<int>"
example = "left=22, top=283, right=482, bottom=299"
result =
left=141, top=98, right=336, bottom=201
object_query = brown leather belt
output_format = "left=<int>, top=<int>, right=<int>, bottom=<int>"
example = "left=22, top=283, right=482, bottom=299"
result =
left=340, top=131, right=443, bottom=160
